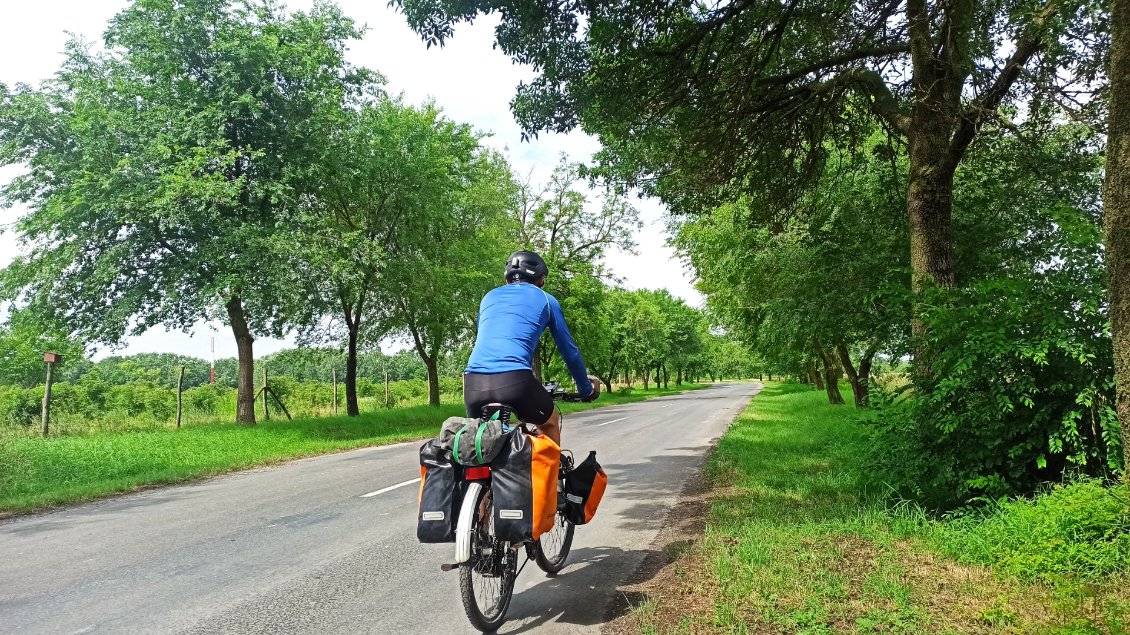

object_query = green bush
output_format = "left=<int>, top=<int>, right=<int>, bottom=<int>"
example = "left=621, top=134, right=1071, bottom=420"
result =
left=268, top=376, right=333, bottom=417
left=0, top=385, right=39, bottom=426
left=934, top=480, right=1130, bottom=583
left=183, top=384, right=230, bottom=416
left=104, top=382, right=176, bottom=420
left=865, top=274, right=1121, bottom=509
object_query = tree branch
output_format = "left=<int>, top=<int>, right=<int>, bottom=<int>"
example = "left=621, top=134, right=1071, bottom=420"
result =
left=946, top=0, right=1061, bottom=169
left=760, top=44, right=911, bottom=87
left=849, top=68, right=913, bottom=136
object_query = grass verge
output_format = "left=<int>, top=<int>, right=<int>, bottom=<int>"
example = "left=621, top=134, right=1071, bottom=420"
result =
left=0, top=382, right=705, bottom=516
left=620, top=382, right=1129, bottom=635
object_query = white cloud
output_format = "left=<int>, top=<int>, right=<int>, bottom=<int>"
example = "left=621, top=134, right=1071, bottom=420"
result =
left=0, top=0, right=700, bottom=360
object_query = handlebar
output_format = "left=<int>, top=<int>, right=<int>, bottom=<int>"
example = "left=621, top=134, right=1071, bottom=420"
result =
left=543, top=381, right=598, bottom=403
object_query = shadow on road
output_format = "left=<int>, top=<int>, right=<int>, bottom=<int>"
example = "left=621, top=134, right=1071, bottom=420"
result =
left=500, top=545, right=665, bottom=633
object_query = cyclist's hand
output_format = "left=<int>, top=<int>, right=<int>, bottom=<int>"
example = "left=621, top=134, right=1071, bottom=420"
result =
left=585, top=376, right=601, bottom=402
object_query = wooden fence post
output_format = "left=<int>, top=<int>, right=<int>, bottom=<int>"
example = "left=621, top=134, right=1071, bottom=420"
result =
left=176, top=365, right=186, bottom=429
left=268, top=387, right=292, bottom=421
left=262, top=367, right=270, bottom=421
left=41, top=358, right=55, bottom=437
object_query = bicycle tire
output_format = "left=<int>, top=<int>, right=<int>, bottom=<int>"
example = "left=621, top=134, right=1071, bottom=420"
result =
left=533, top=472, right=575, bottom=574
left=458, top=482, right=516, bottom=632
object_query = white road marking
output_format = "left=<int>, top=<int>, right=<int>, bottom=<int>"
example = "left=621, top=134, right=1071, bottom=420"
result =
left=595, top=417, right=628, bottom=427
left=361, top=478, right=421, bottom=498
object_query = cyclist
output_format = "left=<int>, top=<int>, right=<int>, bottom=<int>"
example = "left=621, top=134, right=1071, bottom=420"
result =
left=464, top=250, right=599, bottom=445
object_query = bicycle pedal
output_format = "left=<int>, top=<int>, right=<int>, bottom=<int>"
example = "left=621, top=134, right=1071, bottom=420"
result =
left=440, top=563, right=459, bottom=572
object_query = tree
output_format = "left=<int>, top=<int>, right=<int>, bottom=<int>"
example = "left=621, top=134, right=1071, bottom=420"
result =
left=0, top=309, right=85, bottom=387
left=714, top=335, right=757, bottom=381
left=396, top=0, right=1104, bottom=356
left=659, top=296, right=705, bottom=387
left=0, top=0, right=372, bottom=424
left=80, top=352, right=211, bottom=388
left=672, top=138, right=911, bottom=407
left=1107, top=0, right=1130, bottom=485
left=511, top=159, right=641, bottom=382
left=619, top=290, right=670, bottom=389
left=298, top=99, right=495, bottom=415
left=374, top=143, right=517, bottom=406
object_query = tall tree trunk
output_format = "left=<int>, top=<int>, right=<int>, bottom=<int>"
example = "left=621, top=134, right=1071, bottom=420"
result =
left=835, top=342, right=878, bottom=409
left=813, top=340, right=845, bottom=405
left=424, top=354, right=440, bottom=407
left=226, top=295, right=256, bottom=425
left=532, top=342, right=543, bottom=381
left=905, top=127, right=958, bottom=380
left=676, top=367, right=683, bottom=386
left=837, top=343, right=865, bottom=408
left=859, top=351, right=876, bottom=403
left=1106, top=0, right=1130, bottom=485
left=345, top=323, right=360, bottom=416
left=907, top=127, right=958, bottom=295
left=809, top=359, right=825, bottom=390
left=643, top=369, right=650, bottom=391
left=600, top=376, right=613, bottom=393
left=662, top=364, right=669, bottom=389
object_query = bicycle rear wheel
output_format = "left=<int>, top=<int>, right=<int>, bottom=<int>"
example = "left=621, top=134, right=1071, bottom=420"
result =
left=459, top=482, right=517, bottom=632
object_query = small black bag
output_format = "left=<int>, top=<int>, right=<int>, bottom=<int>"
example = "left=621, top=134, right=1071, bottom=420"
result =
left=563, top=451, right=608, bottom=525
left=416, top=439, right=463, bottom=543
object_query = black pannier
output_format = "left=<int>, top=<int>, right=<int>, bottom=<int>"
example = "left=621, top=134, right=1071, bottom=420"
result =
left=416, top=439, right=464, bottom=543
left=563, top=451, right=608, bottom=525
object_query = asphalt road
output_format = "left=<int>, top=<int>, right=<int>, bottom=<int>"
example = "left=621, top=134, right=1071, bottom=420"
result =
left=1, top=382, right=760, bottom=634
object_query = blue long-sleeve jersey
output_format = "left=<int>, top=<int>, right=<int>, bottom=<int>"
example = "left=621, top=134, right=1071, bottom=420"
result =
left=465, top=282, right=593, bottom=396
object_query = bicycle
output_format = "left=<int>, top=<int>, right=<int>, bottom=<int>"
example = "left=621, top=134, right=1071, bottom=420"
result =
left=443, top=383, right=588, bottom=632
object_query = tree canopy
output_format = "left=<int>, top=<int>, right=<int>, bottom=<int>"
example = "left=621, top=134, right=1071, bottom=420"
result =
left=0, top=0, right=378, bottom=423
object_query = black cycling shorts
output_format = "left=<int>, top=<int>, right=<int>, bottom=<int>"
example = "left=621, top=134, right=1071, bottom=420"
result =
left=463, top=370, right=555, bottom=425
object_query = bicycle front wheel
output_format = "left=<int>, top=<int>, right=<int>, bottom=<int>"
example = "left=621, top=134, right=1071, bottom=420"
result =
left=533, top=508, right=575, bottom=574
left=458, top=482, right=517, bottom=632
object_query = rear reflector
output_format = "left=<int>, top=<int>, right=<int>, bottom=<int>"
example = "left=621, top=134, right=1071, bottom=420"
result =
left=464, top=466, right=491, bottom=480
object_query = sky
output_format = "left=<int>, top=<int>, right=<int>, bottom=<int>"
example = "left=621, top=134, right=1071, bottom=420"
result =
left=0, top=0, right=701, bottom=360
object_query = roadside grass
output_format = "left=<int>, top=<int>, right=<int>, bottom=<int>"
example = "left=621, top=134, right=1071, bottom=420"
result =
left=629, top=382, right=1129, bottom=635
left=0, top=382, right=706, bottom=515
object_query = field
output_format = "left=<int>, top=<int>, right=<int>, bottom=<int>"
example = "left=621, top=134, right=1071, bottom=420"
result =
left=0, top=376, right=467, bottom=436
left=0, top=382, right=705, bottom=515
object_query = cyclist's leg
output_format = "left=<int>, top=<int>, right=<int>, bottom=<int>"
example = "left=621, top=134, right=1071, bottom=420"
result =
left=534, top=407, right=561, bottom=446
left=507, top=371, right=559, bottom=444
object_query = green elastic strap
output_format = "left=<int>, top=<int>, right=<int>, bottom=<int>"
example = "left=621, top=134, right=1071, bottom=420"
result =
left=452, top=423, right=472, bottom=465
left=474, top=421, right=489, bottom=464
left=489, top=410, right=500, bottom=421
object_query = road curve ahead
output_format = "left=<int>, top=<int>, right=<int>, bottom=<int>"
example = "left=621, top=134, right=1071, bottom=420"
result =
left=1, top=382, right=760, bottom=634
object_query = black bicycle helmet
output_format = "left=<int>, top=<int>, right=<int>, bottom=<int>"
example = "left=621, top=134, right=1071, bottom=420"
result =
left=505, top=250, right=549, bottom=283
